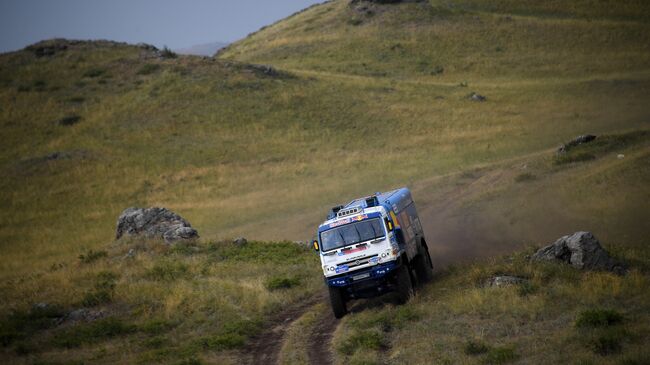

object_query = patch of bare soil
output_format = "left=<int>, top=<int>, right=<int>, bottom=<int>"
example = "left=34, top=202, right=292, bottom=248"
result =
left=243, top=293, right=338, bottom=365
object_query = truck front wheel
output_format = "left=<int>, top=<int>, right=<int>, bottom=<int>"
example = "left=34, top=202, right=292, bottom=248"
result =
left=396, top=263, right=414, bottom=304
left=328, top=285, right=347, bottom=319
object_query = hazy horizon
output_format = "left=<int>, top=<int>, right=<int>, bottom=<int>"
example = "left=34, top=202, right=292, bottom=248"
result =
left=0, top=0, right=322, bottom=53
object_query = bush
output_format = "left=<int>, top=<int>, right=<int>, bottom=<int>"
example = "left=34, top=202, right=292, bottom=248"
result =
left=590, top=331, right=623, bottom=355
left=81, top=271, right=118, bottom=306
left=514, top=172, right=535, bottom=182
left=160, top=46, right=177, bottom=59
left=0, top=304, right=65, bottom=346
left=145, top=261, right=189, bottom=281
left=576, top=309, right=623, bottom=328
left=265, top=276, right=300, bottom=290
left=138, top=63, right=161, bottom=75
left=58, top=115, right=82, bottom=126
left=517, top=281, right=538, bottom=297
left=485, top=346, right=518, bottom=364
left=83, top=68, right=106, bottom=78
left=465, top=340, right=489, bottom=355
left=66, top=96, right=85, bottom=103
left=52, top=317, right=136, bottom=348
left=78, top=249, right=107, bottom=264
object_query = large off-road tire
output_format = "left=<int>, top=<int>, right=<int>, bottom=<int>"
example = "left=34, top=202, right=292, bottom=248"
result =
left=396, top=263, right=414, bottom=304
left=414, top=246, right=434, bottom=284
left=328, top=285, right=347, bottom=319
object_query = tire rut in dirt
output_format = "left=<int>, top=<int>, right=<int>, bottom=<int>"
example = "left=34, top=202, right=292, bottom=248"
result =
left=307, top=311, right=338, bottom=365
left=242, top=294, right=325, bottom=365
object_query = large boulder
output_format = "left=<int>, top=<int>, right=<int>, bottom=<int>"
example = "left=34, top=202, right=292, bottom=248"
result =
left=116, top=207, right=199, bottom=244
left=532, top=232, right=626, bottom=274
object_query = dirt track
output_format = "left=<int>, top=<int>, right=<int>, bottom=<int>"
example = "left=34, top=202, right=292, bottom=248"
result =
left=242, top=293, right=337, bottom=365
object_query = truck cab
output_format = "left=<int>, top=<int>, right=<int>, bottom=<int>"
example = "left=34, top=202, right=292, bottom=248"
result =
left=313, top=188, right=433, bottom=318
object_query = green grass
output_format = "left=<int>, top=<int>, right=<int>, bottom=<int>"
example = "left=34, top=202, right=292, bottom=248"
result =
left=1, top=0, right=649, bottom=363
left=332, top=243, right=650, bottom=364
left=576, top=309, right=624, bottom=328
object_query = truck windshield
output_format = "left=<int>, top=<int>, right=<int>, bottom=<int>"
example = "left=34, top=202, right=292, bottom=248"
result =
left=320, top=218, right=385, bottom=252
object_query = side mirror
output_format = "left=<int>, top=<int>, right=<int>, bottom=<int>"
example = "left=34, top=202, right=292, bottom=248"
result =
left=386, top=219, right=394, bottom=231
left=312, top=240, right=319, bottom=251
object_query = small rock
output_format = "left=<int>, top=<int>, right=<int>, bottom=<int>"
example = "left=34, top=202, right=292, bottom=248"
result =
left=67, top=308, right=106, bottom=322
left=468, top=92, right=486, bottom=102
left=233, top=237, right=248, bottom=247
left=124, top=248, right=136, bottom=259
left=532, top=231, right=627, bottom=274
left=486, top=276, right=527, bottom=287
left=617, top=154, right=625, bottom=159
left=33, top=302, right=50, bottom=310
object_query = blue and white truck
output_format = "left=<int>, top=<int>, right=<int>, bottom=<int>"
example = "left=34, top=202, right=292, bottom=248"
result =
left=312, top=188, right=433, bottom=318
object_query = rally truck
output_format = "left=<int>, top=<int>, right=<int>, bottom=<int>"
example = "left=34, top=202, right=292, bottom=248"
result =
left=312, top=188, right=433, bottom=318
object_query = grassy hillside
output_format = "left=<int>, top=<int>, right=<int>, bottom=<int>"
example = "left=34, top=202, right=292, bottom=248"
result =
left=328, top=242, right=650, bottom=365
left=1, top=0, right=649, bottom=363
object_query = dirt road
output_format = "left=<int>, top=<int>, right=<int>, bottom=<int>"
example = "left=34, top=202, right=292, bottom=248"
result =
left=242, top=293, right=337, bottom=365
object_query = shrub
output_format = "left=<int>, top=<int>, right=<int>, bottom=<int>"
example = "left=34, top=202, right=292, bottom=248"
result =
left=160, top=46, right=177, bottom=59
left=576, top=309, right=623, bottom=328
left=431, top=65, right=444, bottom=75
left=52, top=317, right=136, bottom=348
left=517, top=281, right=538, bottom=296
left=348, top=18, right=363, bottom=26
left=145, top=261, right=189, bottom=281
left=514, top=172, right=535, bottom=182
left=58, top=115, right=82, bottom=126
left=142, top=319, right=175, bottom=335
left=78, top=249, right=107, bottom=264
left=81, top=271, right=118, bottom=307
left=83, top=68, right=106, bottom=78
left=464, top=340, right=489, bottom=355
left=0, top=304, right=65, bottom=346
left=199, top=333, right=246, bottom=350
left=485, top=346, right=518, bottom=364
left=138, top=63, right=161, bottom=75
left=265, top=276, right=300, bottom=290
left=81, top=289, right=113, bottom=307
left=66, top=96, right=85, bottom=103
left=590, top=331, right=623, bottom=355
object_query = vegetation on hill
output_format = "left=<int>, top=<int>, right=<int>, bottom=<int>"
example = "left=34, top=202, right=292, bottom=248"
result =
left=1, top=0, right=649, bottom=363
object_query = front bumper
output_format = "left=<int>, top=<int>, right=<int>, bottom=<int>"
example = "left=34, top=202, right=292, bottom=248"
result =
left=326, top=260, right=399, bottom=288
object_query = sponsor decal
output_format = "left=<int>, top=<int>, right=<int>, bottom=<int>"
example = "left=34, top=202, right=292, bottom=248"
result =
left=337, top=245, right=368, bottom=256
left=329, top=218, right=350, bottom=228
left=352, top=214, right=368, bottom=222
left=328, top=214, right=368, bottom=229
left=335, top=265, right=349, bottom=274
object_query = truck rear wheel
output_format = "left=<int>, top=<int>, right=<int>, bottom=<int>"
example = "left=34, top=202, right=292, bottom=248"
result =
left=396, top=263, right=414, bottom=304
left=328, top=286, right=347, bottom=319
left=414, top=247, right=434, bottom=284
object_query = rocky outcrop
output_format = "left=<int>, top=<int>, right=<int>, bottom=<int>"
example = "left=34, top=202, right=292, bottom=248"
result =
left=557, top=134, right=596, bottom=154
left=532, top=232, right=626, bottom=274
left=115, top=207, right=199, bottom=244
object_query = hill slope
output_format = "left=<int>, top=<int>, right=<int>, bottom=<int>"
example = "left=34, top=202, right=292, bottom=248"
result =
left=1, top=1, right=649, bottom=363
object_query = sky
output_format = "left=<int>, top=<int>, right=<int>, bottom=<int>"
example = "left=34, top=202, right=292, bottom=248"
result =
left=0, top=0, right=323, bottom=53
